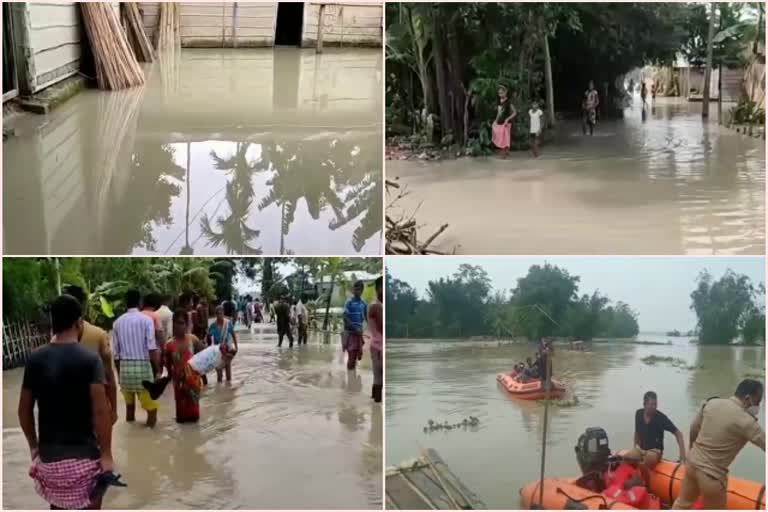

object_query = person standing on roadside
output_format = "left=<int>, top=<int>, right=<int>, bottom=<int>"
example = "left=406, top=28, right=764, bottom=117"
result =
left=113, top=290, right=160, bottom=427
left=19, top=295, right=115, bottom=510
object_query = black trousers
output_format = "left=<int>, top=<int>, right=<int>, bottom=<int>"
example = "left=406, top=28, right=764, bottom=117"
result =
left=278, top=325, right=293, bottom=347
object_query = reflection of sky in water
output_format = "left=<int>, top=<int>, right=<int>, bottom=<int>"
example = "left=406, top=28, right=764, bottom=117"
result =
left=137, top=138, right=379, bottom=255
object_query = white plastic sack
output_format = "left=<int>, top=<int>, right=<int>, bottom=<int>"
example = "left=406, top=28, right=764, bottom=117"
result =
left=188, top=345, right=225, bottom=374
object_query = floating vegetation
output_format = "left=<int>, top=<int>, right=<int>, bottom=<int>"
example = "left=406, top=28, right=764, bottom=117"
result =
left=641, top=355, right=700, bottom=371
left=423, top=416, right=480, bottom=433
left=538, top=395, right=581, bottom=408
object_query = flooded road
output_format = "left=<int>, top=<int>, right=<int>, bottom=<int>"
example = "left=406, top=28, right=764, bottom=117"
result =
left=386, top=336, right=765, bottom=509
left=3, top=48, right=382, bottom=255
left=388, top=98, right=764, bottom=255
left=3, top=324, right=382, bottom=509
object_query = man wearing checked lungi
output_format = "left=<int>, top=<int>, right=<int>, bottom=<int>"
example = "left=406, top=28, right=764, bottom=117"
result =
left=112, top=289, right=162, bottom=427
left=18, top=295, right=115, bottom=509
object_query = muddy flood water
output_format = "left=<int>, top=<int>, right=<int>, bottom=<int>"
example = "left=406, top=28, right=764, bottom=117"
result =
left=386, top=335, right=765, bottom=509
left=3, top=48, right=382, bottom=255
left=388, top=98, right=765, bottom=255
left=3, top=325, right=382, bottom=509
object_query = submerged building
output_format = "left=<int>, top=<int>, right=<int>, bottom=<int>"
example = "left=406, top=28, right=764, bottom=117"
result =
left=3, top=2, right=383, bottom=99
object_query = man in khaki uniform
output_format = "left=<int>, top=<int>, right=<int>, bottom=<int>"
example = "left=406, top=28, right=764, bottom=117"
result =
left=64, top=286, right=119, bottom=424
left=672, top=379, right=765, bottom=509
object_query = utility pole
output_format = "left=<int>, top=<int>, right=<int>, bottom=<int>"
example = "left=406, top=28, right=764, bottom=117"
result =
left=702, top=3, right=716, bottom=118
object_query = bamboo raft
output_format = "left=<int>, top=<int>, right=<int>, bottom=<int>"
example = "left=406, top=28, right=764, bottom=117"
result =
left=386, top=449, right=486, bottom=510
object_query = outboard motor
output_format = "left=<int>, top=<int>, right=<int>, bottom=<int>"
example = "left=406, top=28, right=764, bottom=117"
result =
left=575, top=427, right=611, bottom=475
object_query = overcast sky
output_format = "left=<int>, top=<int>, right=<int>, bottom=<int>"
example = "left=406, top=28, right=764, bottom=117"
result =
left=386, top=257, right=765, bottom=333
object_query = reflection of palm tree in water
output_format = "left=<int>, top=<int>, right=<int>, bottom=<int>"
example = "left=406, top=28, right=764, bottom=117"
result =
left=258, top=138, right=379, bottom=254
left=104, top=143, right=185, bottom=253
left=200, top=143, right=264, bottom=254
left=330, top=176, right=382, bottom=252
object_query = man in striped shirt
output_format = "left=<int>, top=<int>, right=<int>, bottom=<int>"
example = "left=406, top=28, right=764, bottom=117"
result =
left=113, top=290, right=161, bottom=427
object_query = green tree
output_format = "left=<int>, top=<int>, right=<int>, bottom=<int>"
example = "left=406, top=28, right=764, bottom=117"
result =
left=510, top=263, right=580, bottom=339
left=691, top=269, right=759, bottom=344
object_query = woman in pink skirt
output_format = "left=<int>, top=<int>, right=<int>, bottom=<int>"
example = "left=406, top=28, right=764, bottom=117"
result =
left=491, top=82, right=517, bottom=157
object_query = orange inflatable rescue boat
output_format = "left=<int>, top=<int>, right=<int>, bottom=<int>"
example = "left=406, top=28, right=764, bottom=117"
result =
left=497, top=373, right=566, bottom=400
left=647, top=460, right=765, bottom=510
left=519, top=428, right=765, bottom=510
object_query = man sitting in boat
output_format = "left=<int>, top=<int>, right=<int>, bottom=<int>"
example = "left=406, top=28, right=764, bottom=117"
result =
left=624, top=391, right=686, bottom=484
left=510, top=363, right=525, bottom=380
left=519, top=357, right=540, bottom=383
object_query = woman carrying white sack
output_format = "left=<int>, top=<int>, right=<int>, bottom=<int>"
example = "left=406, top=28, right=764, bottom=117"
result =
left=142, top=306, right=237, bottom=399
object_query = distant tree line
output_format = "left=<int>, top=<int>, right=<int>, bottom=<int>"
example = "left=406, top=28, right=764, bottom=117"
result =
left=387, top=263, right=766, bottom=346
left=386, top=263, right=639, bottom=340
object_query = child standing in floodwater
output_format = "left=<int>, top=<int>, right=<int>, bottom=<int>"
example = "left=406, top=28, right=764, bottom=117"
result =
left=164, top=310, right=203, bottom=423
left=491, top=83, right=516, bottom=157
left=343, top=281, right=368, bottom=370
left=528, top=101, right=544, bottom=158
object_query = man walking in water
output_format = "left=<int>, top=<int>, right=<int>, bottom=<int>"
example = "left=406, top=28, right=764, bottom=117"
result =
left=296, top=294, right=309, bottom=345
left=63, top=285, right=118, bottom=426
left=343, top=281, right=368, bottom=370
left=625, top=391, right=686, bottom=484
left=672, top=379, right=765, bottom=510
left=582, top=80, right=599, bottom=136
left=369, top=277, right=383, bottom=403
left=19, top=295, right=114, bottom=510
left=275, top=296, right=294, bottom=348
left=113, top=290, right=161, bottom=427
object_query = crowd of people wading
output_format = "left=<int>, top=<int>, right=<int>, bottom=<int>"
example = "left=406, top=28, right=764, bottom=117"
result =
left=15, top=277, right=383, bottom=510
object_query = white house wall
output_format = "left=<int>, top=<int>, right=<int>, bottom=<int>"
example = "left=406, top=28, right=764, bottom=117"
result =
left=27, top=2, right=82, bottom=92
left=140, top=2, right=279, bottom=47
left=302, top=3, right=382, bottom=47
left=139, top=2, right=381, bottom=48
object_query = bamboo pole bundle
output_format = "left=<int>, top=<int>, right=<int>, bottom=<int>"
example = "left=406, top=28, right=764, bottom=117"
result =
left=122, top=3, right=155, bottom=62
left=80, top=3, right=145, bottom=90
left=155, top=3, right=181, bottom=53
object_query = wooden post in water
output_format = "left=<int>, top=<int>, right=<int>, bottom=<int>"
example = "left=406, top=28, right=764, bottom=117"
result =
left=538, top=345, right=552, bottom=508
left=232, top=2, right=239, bottom=49
left=316, top=4, right=326, bottom=54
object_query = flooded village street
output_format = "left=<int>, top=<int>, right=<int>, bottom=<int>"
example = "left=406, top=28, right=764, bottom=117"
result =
left=388, top=98, right=765, bottom=255
left=386, top=337, right=765, bottom=509
left=3, top=325, right=383, bottom=509
left=3, top=48, right=382, bottom=255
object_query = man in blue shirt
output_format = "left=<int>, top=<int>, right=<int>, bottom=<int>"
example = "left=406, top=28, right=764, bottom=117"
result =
left=343, top=281, right=368, bottom=370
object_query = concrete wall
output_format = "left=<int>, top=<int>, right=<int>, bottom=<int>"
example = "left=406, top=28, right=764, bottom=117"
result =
left=688, top=67, right=742, bottom=101
left=302, top=3, right=382, bottom=47
left=25, top=2, right=82, bottom=93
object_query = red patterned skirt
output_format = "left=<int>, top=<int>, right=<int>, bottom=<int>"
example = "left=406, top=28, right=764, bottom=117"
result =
left=29, top=457, right=101, bottom=509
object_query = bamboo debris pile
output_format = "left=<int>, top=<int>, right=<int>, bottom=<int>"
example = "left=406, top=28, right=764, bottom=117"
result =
left=122, top=3, right=154, bottom=62
left=386, top=179, right=450, bottom=255
left=80, top=3, right=145, bottom=90
left=155, top=3, right=181, bottom=53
